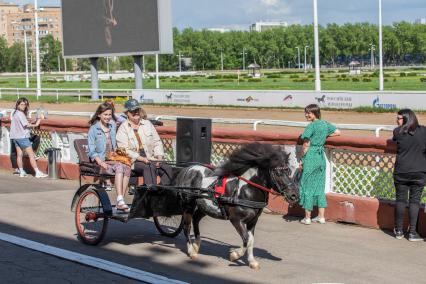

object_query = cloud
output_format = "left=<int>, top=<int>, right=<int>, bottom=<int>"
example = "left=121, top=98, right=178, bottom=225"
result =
left=261, top=0, right=279, bottom=7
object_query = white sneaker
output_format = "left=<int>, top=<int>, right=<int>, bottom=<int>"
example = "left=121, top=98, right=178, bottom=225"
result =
left=312, top=216, right=326, bottom=224
left=19, top=171, right=28, bottom=178
left=300, top=218, right=311, bottom=225
left=35, top=171, right=48, bottom=178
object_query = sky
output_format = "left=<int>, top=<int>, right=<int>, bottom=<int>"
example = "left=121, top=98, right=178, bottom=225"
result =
left=8, top=0, right=426, bottom=30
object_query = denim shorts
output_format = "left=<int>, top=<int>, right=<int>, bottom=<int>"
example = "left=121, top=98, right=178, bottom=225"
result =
left=13, top=138, right=32, bottom=149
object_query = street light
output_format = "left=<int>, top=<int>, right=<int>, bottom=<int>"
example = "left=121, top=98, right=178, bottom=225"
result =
left=313, top=0, right=321, bottom=91
left=177, top=51, right=182, bottom=72
left=304, top=45, right=309, bottom=72
left=220, top=48, right=224, bottom=71
left=24, top=31, right=29, bottom=88
left=378, top=0, right=384, bottom=91
left=34, top=0, right=42, bottom=98
left=295, top=47, right=301, bottom=69
left=369, top=44, right=375, bottom=69
left=241, top=47, right=247, bottom=71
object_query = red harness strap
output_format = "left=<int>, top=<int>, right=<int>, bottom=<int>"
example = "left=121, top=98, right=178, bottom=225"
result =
left=237, top=176, right=278, bottom=195
left=214, top=177, right=228, bottom=197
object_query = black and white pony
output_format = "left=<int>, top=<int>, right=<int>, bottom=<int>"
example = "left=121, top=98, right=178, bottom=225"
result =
left=175, top=143, right=299, bottom=269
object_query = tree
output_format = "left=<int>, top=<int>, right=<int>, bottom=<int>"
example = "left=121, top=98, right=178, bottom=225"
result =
left=40, top=35, right=62, bottom=71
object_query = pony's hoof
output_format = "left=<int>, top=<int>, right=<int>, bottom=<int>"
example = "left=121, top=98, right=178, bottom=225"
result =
left=190, top=253, right=198, bottom=260
left=229, top=251, right=240, bottom=262
left=249, top=261, right=260, bottom=270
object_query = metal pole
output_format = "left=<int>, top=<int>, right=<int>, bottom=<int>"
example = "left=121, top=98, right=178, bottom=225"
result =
left=142, top=55, right=145, bottom=73
left=221, top=49, right=224, bottom=71
left=155, top=53, right=160, bottom=89
left=178, top=51, right=182, bottom=72
left=242, top=47, right=246, bottom=71
left=296, top=47, right=300, bottom=69
left=34, top=0, right=42, bottom=97
left=106, top=57, right=110, bottom=77
left=134, top=55, right=143, bottom=90
left=64, top=58, right=67, bottom=75
left=90, top=57, right=99, bottom=100
left=30, top=53, right=33, bottom=76
left=304, top=46, right=309, bottom=72
left=313, top=0, right=321, bottom=91
left=24, top=31, right=29, bottom=88
left=378, top=0, right=384, bottom=91
left=58, top=55, right=61, bottom=72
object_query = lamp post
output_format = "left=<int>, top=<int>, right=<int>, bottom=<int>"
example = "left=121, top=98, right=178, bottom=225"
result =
left=24, top=31, right=29, bottom=88
left=220, top=48, right=224, bottom=71
left=177, top=51, right=182, bottom=72
left=34, top=0, right=42, bottom=98
left=304, top=45, right=309, bottom=72
left=155, top=54, right=160, bottom=89
left=313, top=0, right=321, bottom=91
left=241, top=47, right=247, bottom=71
left=378, top=0, right=384, bottom=91
left=369, top=44, right=375, bottom=69
left=296, top=47, right=301, bottom=69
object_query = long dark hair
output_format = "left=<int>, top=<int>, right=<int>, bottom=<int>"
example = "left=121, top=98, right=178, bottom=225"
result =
left=305, top=104, right=321, bottom=119
left=89, top=103, right=114, bottom=126
left=14, top=97, right=29, bottom=116
left=398, top=109, right=419, bottom=135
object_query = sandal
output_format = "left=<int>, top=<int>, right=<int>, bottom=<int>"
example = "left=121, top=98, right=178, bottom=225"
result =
left=116, top=199, right=130, bottom=212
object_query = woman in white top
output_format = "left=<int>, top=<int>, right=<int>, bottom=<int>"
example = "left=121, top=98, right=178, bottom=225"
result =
left=10, top=98, right=47, bottom=178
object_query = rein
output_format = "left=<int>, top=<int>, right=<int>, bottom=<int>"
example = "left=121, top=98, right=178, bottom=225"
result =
left=236, top=176, right=279, bottom=196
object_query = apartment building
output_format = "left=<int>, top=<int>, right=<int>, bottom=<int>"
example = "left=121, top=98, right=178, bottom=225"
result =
left=250, top=21, right=288, bottom=32
left=2, top=3, right=61, bottom=50
left=0, top=2, right=19, bottom=39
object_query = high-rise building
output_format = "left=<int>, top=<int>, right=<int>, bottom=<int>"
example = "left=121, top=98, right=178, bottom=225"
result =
left=250, top=21, right=288, bottom=32
left=415, top=18, right=426, bottom=24
left=3, top=3, right=61, bottom=51
left=0, top=2, right=20, bottom=39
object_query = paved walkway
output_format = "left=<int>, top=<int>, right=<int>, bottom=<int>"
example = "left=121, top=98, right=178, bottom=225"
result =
left=0, top=170, right=423, bottom=284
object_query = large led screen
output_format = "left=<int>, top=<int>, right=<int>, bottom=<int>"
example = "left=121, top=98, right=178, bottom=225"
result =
left=61, top=0, right=172, bottom=57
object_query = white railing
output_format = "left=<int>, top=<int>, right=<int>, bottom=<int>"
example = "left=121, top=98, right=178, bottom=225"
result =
left=1, top=108, right=395, bottom=137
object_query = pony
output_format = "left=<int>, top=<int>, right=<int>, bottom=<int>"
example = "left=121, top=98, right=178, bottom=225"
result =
left=175, top=143, right=299, bottom=269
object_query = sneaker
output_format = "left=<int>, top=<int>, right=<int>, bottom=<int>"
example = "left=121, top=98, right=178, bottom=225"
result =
left=104, top=185, right=113, bottom=191
left=13, top=169, right=20, bottom=175
left=408, top=232, right=424, bottom=242
left=312, top=216, right=326, bottom=224
left=19, top=171, right=28, bottom=178
left=35, top=171, right=48, bottom=178
left=300, top=218, right=311, bottom=225
left=393, top=228, right=404, bottom=240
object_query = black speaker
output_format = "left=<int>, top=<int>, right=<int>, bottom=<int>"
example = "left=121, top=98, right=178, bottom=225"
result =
left=176, top=118, right=212, bottom=164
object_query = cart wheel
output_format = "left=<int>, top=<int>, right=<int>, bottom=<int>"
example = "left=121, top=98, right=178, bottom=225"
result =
left=153, top=215, right=184, bottom=238
left=75, top=188, right=109, bottom=245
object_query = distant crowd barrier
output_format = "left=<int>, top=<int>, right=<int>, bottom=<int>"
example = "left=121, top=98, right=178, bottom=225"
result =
left=1, top=117, right=425, bottom=235
left=2, top=87, right=426, bottom=111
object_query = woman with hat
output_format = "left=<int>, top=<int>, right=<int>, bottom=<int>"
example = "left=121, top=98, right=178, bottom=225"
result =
left=116, top=99, right=172, bottom=186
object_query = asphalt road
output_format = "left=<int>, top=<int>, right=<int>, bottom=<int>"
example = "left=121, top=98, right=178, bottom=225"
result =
left=0, top=169, right=424, bottom=284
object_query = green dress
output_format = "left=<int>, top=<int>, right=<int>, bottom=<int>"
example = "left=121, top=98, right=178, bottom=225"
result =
left=299, top=119, right=337, bottom=211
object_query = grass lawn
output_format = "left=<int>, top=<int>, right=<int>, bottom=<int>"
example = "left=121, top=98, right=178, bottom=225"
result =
left=0, top=69, right=425, bottom=91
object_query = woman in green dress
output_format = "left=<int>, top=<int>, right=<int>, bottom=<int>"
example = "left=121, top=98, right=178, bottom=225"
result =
left=299, top=104, right=340, bottom=225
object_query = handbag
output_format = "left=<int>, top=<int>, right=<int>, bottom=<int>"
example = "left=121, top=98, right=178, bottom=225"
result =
left=106, top=147, right=132, bottom=167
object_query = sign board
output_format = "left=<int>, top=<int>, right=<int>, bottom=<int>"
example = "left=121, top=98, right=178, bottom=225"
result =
left=61, top=0, right=173, bottom=58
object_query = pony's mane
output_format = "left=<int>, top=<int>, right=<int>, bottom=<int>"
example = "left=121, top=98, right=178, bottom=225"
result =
left=215, top=143, right=289, bottom=177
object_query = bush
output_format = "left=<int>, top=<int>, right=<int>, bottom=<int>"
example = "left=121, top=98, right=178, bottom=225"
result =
left=393, top=78, right=397, bottom=82
left=320, top=74, right=325, bottom=79
left=273, top=79, right=278, bottom=82
left=420, top=78, right=426, bottom=83
left=207, top=75, right=220, bottom=79
left=247, top=78, right=262, bottom=82
left=179, top=79, right=186, bottom=83
left=337, top=78, right=342, bottom=81
left=362, top=78, right=372, bottom=82
left=222, top=74, right=238, bottom=79
left=352, top=77, right=360, bottom=82
left=341, top=74, right=347, bottom=79
left=308, top=74, right=314, bottom=78
left=293, top=78, right=309, bottom=83
left=267, top=74, right=281, bottom=79
left=407, top=72, right=417, bottom=77
left=384, top=78, right=388, bottom=82
left=218, top=79, right=234, bottom=82
left=192, top=79, right=199, bottom=83
left=400, top=72, right=407, bottom=77
left=289, top=74, right=299, bottom=79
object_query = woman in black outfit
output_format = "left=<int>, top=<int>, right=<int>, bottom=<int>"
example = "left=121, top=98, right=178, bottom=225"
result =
left=393, top=109, right=426, bottom=241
